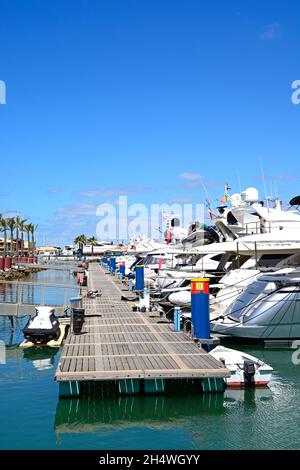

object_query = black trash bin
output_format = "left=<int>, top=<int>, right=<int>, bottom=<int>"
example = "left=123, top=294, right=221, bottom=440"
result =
left=72, top=308, right=85, bottom=334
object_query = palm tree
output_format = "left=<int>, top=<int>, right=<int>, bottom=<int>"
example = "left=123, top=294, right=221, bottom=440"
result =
left=14, top=216, right=24, bottom=256
left=0, top=215, right=7, bottom=257
left=30, top=224, right=38, bottom=256
left=6, top=217, right=16, bottom=257
left=25, top=223, right=32, bottom=257
left=74, top=234, right=87, bottom=254
left=88, top=236, right=98, bottom=256
left=19, top=219, right=27, bottom=256
left=2, top=218, right=8, bottom=258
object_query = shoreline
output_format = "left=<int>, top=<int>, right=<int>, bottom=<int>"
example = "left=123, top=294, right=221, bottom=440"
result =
left=0, top=266, right=43, bottom=282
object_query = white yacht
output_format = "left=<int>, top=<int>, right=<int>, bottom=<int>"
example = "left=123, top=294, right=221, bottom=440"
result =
left=211, top=270, right=300, bottom=341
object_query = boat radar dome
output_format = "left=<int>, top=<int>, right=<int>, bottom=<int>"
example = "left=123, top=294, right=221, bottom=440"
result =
left=241, top=187, right=259, bottom=203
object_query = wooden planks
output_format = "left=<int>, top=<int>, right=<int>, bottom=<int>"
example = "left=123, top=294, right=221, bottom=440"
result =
left=55, top=263, right=228, bottom=382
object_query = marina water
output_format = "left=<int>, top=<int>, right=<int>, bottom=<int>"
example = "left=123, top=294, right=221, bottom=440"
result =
left=0, top=269, right=300, bottom=450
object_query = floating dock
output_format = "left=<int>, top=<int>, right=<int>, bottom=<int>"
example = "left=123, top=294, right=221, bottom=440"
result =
left=55, top=263, right=229, bottom=396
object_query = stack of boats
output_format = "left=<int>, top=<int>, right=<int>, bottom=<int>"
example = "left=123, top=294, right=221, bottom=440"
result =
left=117, top=186, right=300, bottom=343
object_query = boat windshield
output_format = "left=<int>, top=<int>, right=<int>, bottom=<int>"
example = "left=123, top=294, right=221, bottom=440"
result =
left=227, top=280, right=275, bottom=321
left=145, top=255, right=166, bottom=266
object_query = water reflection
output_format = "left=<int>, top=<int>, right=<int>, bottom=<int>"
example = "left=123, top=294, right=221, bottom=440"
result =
left=0, top=269, right=78, bottom=306
left=23, top=347, right=58, bottom=371
left=55, top=392, right=224, bottom=434
left=54, top=383, right=274, bottom=436
left=4, top=345, right=59, bottom=370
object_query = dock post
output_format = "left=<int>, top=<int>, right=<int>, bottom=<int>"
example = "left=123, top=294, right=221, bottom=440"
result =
left=119, top=262, right=125, bottom=282
left=59, top=381, right=81, bottom=397
left=110, top=257, right=116, bottom=274
left=191, top=278, right=210, bottom=350
left=135, top=265, right=144, bottom=291
left=128, top=272, right=134, bottom=290
left=174, top=307, right=181, bottom=332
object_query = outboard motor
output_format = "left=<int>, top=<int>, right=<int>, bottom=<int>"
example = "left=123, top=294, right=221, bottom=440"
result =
left=243, top=359, right=256, bottom=385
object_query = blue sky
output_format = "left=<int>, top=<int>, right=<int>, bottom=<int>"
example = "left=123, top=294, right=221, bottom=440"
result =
left=0, top=0, right=299, bottom=244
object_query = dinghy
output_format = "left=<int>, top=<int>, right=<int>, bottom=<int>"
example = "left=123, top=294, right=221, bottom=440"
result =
left=209, top=346, right=273, bottom=387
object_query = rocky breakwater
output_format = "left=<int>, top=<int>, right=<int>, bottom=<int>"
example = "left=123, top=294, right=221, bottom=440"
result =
left=0, top=266, right=43, bottom=281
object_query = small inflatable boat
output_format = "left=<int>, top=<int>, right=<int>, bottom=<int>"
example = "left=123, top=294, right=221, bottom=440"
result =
left=23, top=307, right=60, bottom=345
left=209, top=346, right=273, bottom=387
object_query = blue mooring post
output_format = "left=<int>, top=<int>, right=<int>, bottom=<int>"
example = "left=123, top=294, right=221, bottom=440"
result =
left=111, top=257, right=116, bottom=274
left=119, top=262, right=125, bottom=282
left=128, top=272, right=134, bottom=291
left=135, top=265, right=144, bottom=291
left=174, top=306, right=181, bottom=332
left=191, top=278, right=210, bottom=350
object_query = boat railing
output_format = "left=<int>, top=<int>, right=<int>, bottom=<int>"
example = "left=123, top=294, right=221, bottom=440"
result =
left=242, top=221, right=300, bottom=235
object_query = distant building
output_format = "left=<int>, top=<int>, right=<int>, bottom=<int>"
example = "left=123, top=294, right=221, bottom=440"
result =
left=82, top=241, right=114, bottom=256
left=37, top=246, right=61, bottom=257
left=0, top=237, right=26, bottom=255
left=61, top=245, right=75, bottom=256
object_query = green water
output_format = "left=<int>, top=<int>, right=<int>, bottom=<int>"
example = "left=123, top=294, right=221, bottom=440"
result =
left=1, top=271, right=300, bottom=449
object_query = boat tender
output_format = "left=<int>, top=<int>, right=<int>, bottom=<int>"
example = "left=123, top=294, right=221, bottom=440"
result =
left=209, top=346, right=273, bottom=387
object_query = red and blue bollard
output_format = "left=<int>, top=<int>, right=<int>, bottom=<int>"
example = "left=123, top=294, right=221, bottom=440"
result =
left=191, top=278, right=210, bottom=349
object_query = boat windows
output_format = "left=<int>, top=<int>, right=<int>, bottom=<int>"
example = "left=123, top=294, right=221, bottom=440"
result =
left=211, top=254, right=223, bottom=262
left=145, top=255, right=165, bottom=266
left=277, top=253, right=300, bottom=267
left=227, top=211, right=238, bottom=225
left=257, top=254, right=290, bottom=269
left=227, top=280, right=278, bottom=321
left=171, top=218, right=180, bottom=227
left=230, top=255, right=252, bottom=270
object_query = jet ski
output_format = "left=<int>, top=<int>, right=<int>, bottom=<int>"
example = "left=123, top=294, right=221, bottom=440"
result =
left=23, top=307, right=61, bottom=345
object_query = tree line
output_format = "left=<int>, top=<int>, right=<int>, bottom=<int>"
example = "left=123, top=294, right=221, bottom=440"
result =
left=0, top=215, right=38, bottom=257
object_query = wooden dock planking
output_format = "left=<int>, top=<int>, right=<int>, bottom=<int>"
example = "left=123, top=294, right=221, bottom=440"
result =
left=55, top=263, right=228, bottom=387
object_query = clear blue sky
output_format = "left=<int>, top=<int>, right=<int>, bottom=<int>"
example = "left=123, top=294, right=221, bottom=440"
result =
left=0, top=0, right=299, bottom=245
